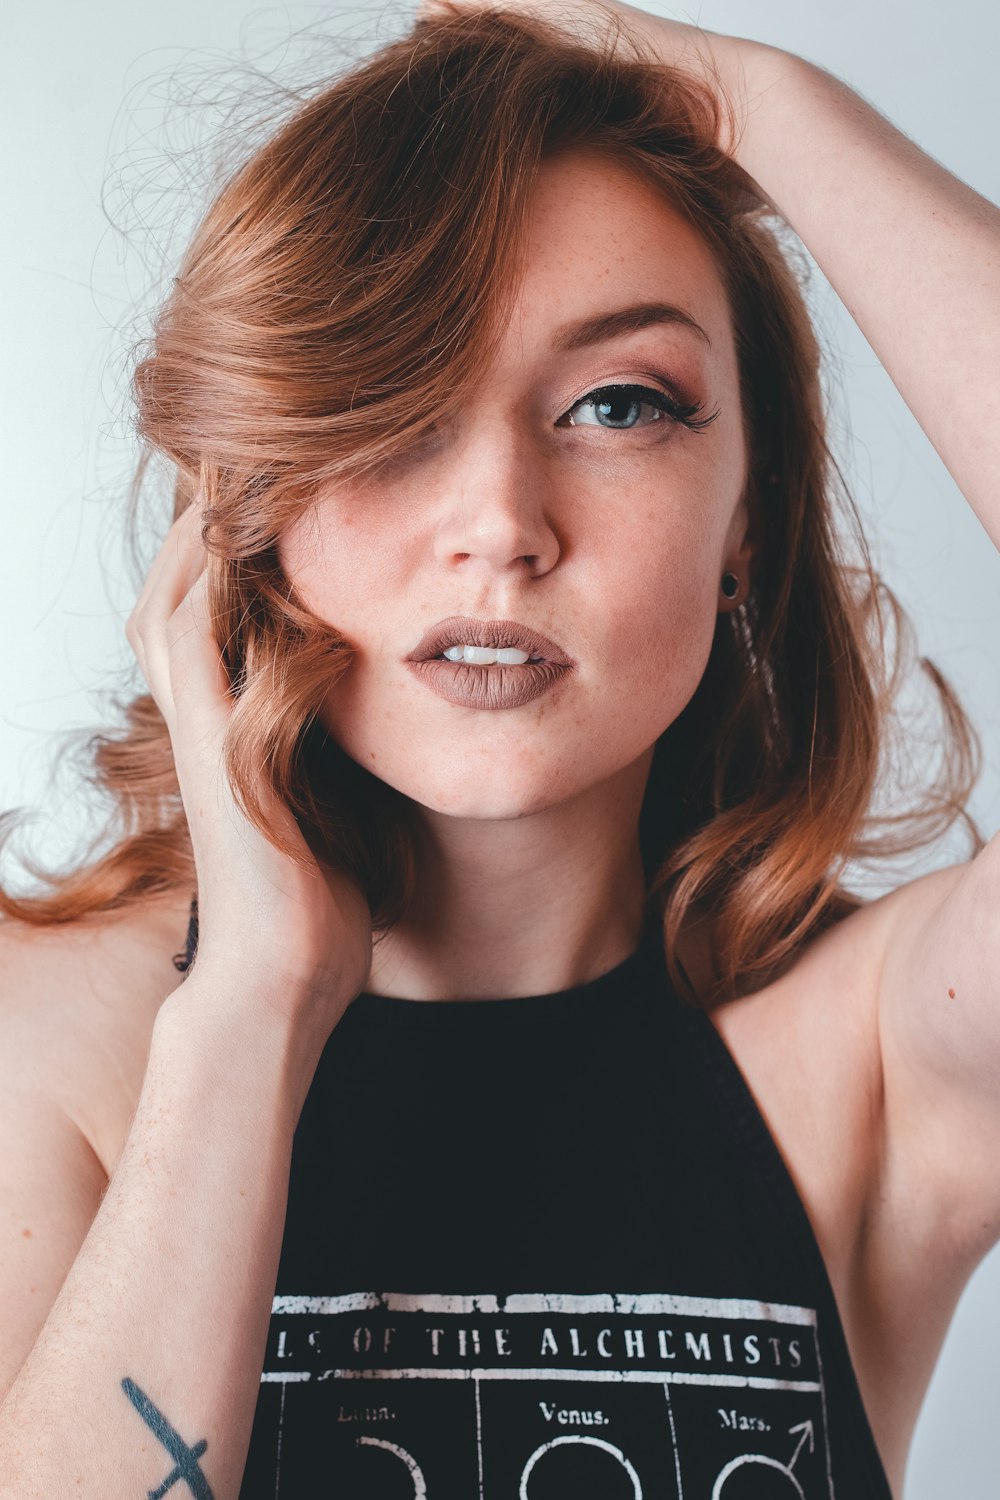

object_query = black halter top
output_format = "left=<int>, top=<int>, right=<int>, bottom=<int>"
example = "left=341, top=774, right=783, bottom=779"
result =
left=175, top=898, right=892, bottom=1498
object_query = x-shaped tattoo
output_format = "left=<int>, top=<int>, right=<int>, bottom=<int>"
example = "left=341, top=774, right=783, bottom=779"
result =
left=121, top=1378, right=215, bottom=1499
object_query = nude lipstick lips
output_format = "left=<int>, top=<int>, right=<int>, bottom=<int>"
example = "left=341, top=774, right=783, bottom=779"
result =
left=405, top=616, right=575, bottom=710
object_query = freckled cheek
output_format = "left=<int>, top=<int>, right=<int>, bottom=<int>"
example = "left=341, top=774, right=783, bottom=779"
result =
left=613, top=602, right=715, bottom=721
left=599, top=546, right=721, bottom=724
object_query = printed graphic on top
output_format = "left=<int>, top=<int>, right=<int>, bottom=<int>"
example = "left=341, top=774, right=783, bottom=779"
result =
left=245, top=1290, right=837, bottom=1498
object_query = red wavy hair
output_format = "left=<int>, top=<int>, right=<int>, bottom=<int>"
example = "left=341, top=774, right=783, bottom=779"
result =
left=0, top=8, right=982, bottom=1004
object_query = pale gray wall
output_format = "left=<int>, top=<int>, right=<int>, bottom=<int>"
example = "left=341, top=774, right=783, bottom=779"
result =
left=3, top=1, right=999, bottom=1491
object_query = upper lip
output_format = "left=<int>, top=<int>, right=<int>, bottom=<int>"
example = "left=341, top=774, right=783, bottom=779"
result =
left=406, top=616, right=574, bottom=666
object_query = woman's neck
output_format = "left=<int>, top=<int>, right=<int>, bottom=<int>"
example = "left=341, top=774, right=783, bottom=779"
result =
left=366, top=756, right=652, bottom=1001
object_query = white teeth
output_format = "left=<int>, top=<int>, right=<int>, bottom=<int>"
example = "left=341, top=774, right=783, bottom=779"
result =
left=441, top=644, right=533, bottom=665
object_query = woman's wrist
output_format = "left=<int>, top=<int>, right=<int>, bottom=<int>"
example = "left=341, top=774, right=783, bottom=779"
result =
left=153, top=963, right=347, bottom=1128
left=675, top=29, right=799, bottom=177
left=588, top=8, right=800, bottom=194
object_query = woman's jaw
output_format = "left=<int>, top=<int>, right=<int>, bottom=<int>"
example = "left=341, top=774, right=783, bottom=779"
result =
left=277, top=145, right=752, bottom=995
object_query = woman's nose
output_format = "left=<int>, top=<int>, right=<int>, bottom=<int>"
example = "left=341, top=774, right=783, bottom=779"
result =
left=432, top=423, right=562, bottom=580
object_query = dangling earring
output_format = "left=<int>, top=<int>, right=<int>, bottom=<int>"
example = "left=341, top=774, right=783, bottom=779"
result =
left=721, top=571, right=740, bottom=601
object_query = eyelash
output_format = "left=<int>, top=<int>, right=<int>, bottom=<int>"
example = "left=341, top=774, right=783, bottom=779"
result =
left=560, top=383, right=721, bottom=434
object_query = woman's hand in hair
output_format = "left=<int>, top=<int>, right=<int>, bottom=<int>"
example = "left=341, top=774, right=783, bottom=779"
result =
left=125, top=500, right=372, bottom=1044
left=416, top=0, right=773, bottom=158
left=416, top=0, right=711, bottom=59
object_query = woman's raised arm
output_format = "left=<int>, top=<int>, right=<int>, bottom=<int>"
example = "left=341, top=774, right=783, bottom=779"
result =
left=603, top=3, right=1000, bottom=1262
left=0, top=506, right=372, bottom=1495
left=428, top=0, right=1000, bottom=546
left=702, top=35, right=1000, bottom=553
left=426, top=0, right=1000, bottom=1285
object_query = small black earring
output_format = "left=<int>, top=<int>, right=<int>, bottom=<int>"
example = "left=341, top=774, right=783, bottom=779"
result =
left=721, top=571, right=740, bottom=600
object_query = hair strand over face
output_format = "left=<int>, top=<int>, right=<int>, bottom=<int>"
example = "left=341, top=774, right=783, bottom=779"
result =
left=0, top=7, right=982, bottom=1005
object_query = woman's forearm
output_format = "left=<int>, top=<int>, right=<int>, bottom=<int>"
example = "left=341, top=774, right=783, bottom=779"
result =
left=0, top=979, right=313, bottom=1499
left=713, top=37, right=1000, bottom=547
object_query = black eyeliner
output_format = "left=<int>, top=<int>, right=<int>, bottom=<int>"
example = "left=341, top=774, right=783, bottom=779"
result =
left=564, top=382, right=721, bottom=433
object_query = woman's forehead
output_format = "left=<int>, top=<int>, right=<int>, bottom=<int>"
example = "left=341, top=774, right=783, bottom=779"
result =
left=498, top=147, right=735, bottom=366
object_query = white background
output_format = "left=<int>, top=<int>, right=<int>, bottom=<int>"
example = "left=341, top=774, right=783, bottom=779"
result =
left=3, top=1, right=999, bottom=1490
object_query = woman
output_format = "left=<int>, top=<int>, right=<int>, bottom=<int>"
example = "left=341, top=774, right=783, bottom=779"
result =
left=0, top=1, right=996, bottom=1494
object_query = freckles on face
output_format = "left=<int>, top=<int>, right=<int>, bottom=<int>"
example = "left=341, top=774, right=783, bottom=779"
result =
left=281, top=487, right=723, bottom=824
left=579, top=481, right=727, bottom=741
left=277, top=149, right=747, bottom=820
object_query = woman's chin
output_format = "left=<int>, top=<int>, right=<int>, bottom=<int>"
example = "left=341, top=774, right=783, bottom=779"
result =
left=390, top=777, right=573, bottom=823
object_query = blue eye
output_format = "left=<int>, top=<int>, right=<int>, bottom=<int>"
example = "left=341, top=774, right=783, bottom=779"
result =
left=561, top=383, right=719, bottom=433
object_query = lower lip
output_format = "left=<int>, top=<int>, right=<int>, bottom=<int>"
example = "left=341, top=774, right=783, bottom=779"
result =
left=406, top=659, right=573, bottom=710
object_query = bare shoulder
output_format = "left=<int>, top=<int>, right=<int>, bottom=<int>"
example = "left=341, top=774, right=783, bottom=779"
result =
left=709, top=863, right=964, bottom=1140
left=707, top=885, right=890, bottom=1238
left=706, top=863, right=970, bottom=1491
left=707, top=862, right=968, bottom=1263
left=0, top=892, right=194, bottom=1177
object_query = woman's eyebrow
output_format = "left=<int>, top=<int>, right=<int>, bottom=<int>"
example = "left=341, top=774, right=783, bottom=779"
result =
left=552, top=300, right=712, bottom=352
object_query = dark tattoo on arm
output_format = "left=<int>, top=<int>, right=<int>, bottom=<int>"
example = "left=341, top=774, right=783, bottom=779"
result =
left=120, top=1377, right=215, bottom=1500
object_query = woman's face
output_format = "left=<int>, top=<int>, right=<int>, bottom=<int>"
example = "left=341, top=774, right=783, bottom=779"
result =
left=279, top=147, right=751, bottom=821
